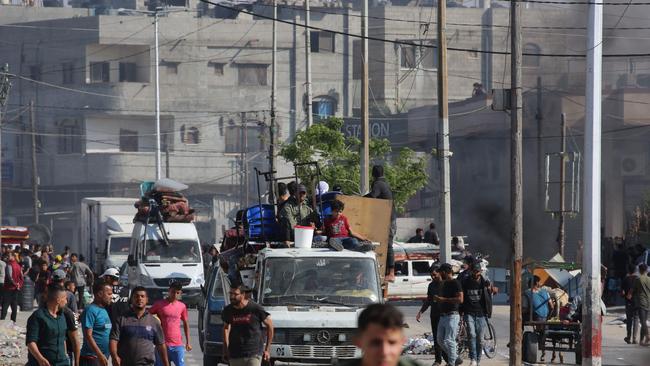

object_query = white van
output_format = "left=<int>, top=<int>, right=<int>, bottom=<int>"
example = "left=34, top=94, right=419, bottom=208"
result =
left=127, top=221, right=204, bottom=306
left=387, top=259, right=435, bottom=301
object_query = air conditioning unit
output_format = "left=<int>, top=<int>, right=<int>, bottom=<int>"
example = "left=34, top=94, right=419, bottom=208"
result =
left=620, top=155, right=646, bottom=176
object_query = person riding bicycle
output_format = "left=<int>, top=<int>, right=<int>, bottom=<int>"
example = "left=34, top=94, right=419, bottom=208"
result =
left=460, top=262, right=493, bottom=366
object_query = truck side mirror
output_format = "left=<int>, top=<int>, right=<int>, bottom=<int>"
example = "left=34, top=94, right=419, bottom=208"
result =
left=127, top=254, right=137, bottom=266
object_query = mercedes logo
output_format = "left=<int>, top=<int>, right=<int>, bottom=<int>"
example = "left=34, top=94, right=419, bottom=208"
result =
left=316, top=330, right=331, bottom=344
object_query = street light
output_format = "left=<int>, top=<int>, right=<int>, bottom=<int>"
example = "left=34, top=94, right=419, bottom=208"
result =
left=117, top=7, right=186, bottom=180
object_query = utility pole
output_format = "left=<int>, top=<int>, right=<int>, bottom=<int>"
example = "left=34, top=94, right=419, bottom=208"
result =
left=583, top=0, right=603, bottom=363
left=154, top=9, right=162, bottom=180
left=269, top=0, right=278, bottom=206
left=30, top=100, right=39, bottom=224
left=0, top=64, right=12, bottom=234
left=304, top=0, right=313, bottom=128
left=360, top=0, right=370, bottom=194
left=536, top=76, right=543, bottom=200
left=557, top=113, right=567, bottom=257
left=437, top=0, right=452, bottom=264
left=240, top=113, right=246, bottom=208
left=509, top=0, right=523, bottom=364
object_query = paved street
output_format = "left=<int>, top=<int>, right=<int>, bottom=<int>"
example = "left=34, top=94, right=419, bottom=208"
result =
left=7, top=304, right=649, bottom=366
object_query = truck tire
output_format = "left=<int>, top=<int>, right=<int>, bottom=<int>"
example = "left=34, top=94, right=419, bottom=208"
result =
left=522, top=331, right=538, bottom=364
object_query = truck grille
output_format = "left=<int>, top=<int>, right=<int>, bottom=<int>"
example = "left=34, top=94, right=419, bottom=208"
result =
left=290, top=345, right=357, bottom=359
left=153, top=278, right=191, bottom=287
left=286, top=328, right=355, bottom=346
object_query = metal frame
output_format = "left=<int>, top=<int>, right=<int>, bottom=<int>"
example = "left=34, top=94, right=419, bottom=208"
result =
left=544, top=151, right=581, bottom=214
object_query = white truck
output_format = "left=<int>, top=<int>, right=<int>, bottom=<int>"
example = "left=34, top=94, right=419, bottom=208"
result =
left=80, top=198, right=138, bottom=273
left=205, top=247, right=382, bottom=364
left=127, top=221, right=205, bottom=306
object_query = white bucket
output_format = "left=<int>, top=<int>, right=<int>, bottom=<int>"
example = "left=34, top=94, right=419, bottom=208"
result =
left=294, top=225, right=314, bottom=248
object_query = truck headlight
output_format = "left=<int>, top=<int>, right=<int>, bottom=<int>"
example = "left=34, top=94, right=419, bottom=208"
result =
left=196, top=273, right=205, bottom=286
left=209, top=313, right=223, bottom=325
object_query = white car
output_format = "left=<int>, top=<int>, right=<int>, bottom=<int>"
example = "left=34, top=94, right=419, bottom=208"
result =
left=387, top=259, right=436, bottom=301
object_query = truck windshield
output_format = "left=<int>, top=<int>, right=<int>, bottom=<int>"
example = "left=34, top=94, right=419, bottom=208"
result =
left=109, top=237, right=131, bottom=256
left=261, top=257, right=380, bottom=306
left=143, top=239, right=201, bottom=263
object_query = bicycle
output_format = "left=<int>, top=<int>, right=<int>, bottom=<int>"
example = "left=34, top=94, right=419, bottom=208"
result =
left=457, top=316, right=497, bottom=360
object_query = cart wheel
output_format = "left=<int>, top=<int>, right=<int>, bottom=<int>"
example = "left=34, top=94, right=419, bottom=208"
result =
left=522, top=331, right=538, bottom=364
left=575, top=343, right=582, bottom=365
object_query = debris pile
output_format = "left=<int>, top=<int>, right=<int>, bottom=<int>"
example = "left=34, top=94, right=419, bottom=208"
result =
left=0, top=320, right=27, bottom=365
left=402, top=333, right=436, bottom=355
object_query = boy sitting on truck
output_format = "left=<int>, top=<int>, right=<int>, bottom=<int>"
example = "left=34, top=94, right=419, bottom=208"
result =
left=324, top=200, right=373, bottom=252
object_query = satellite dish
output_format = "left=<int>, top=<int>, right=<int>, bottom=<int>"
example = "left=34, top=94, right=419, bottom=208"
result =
left=27, top=224, right=51, bottom=245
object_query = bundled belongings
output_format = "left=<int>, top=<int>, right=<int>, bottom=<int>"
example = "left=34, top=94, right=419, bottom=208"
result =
left=134, top=179, right=195, bottom=223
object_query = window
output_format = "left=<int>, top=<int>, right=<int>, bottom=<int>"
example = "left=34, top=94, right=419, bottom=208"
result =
left=30, top=65, right=42, bottom=81
left=161, top=61, right=179, bottom=75
left=310, top=31, right=335, bottom=53
left=224, top=124, right=266, bottom=153
left=352, top=40, right=361, bottom=80
left=90, top=62, right=110, bottom=83
left=400, top=45, right=416, bottom=69
left=186, top=126, right=200, bottom=144
left=412, top=261, right=432, bottom=276
left=62, top=63, right=74, bottom=84
left=395, top=262, right=409, bottom=277
left=119, top=129, right=138, bottom=152
left=119, top=62, right=137, bottom=82
left=209, top=62, right=225, bottom=75
left=312, top=96, right=336, bottom=119
left=237, top=64, right=268, bottom=86
left=523, top=43, right=541, bottom=67
left=400, top=42, right=437, bottom=70
left=58, top=119, right=82, bottom=154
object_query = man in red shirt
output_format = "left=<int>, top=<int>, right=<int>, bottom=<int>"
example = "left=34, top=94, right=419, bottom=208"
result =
left=1, top=251, right=24, bottom=322
left=324, top=200, right=373, bottom=252
left=149, top=282, right=191, bottom=366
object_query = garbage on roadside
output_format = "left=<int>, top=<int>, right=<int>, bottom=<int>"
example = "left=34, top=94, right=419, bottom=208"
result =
left=402, top=333, right=436, bottom=355
left=0, top=320, right=27, bottom=365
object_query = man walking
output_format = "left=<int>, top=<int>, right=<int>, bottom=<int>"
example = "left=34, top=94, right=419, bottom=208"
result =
left=435, top=263, right=463, bottom=366
left=26, top=283, right=74, bottom=366
left=622, top=263, right=639, bottom=344
left=345, top=303, right=419, bottom=366
left=222, top=283, right=274, bottom=366
left=149, top=282, right=192, bottom=366
left=80, top=282, right=113, bottom=366
left=70, top=253, right=94, bottom=309
left=2, top=251, right=24, bottom=322
left=461, top=262, right=492, bottom=366
left=633, top=263, right=650, bottom=346
left=109, top=286, right=169, bottom=366
left=416, top=264, right=445, bottom=366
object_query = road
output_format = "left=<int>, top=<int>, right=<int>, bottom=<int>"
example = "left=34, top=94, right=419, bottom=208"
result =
left=8, top=304, right=650, bottom=366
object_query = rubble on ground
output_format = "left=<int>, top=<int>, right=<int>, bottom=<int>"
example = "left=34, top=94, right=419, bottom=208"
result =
left=403, top=333, right=436, bottom=355
left=0, top=320, right=27, bottom=366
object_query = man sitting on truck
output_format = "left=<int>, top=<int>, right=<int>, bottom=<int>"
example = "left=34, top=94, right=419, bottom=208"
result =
left=324, top=200, right=372, bottom=252
left=278, top=184, right=318, bottom=245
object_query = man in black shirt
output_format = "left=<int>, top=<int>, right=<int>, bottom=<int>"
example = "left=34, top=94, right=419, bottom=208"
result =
left=365, top=165, right=397, bottom=282
left=416, top=264, right=446, bottom=366
left=461, top=262, right=491, bottom=366
left=621, top=264, right=639, bottom=344
left=222, top=284, right=274, bottom=366
left=435, top=263, right=463, bottom=366
left=424, top=223, right=440, bottom=245
left=407, top=229, right=425, bottom=243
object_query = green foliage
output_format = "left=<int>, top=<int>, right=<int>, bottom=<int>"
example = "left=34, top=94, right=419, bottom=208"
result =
left=279, top=117, right=429, bottom=213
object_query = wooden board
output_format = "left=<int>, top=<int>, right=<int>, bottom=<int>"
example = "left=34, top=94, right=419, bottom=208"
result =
left=338, top=195, right=393, bottom=282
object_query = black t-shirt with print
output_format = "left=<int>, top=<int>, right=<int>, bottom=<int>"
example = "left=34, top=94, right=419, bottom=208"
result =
left=439, top=279, right=462, bottom=314
left=462, top=276, right=486, bottom=316
left=221, top=301, right=270, bottom=358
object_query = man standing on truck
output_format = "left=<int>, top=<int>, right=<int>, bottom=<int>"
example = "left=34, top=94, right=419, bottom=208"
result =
left=149, top=282, right=192, bottom=366
left=416, top=264, right=446, bottom=366
left=365, top=165, right=397, bottom=282
left=346, top=303, right=418, bottom=366
left=435, top=263, right=463, bottom=366
left=279, top=184, right=317, bottom=244
left=222, top=283, right=274, bottom=366
left=70, top=253, right=94, bottom=310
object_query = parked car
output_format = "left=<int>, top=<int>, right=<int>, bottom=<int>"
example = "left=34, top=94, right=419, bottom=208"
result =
left=387, top=259, right=436, bottom=301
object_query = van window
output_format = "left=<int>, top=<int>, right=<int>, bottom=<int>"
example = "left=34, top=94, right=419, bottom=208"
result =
left=109, top=237, right=131, bottom=255
left=412, top=261, right=432, bottom=276
left=395, top=262, right=409, bottom=276
left=143, top=239, right=201, bottom=263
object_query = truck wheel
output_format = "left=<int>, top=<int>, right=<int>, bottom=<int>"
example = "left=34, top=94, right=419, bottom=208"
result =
left=522, top=331, right=538, bottom=364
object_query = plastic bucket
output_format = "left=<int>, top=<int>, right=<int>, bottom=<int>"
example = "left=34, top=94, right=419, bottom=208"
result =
left=294, top=226, right=314, bottom=248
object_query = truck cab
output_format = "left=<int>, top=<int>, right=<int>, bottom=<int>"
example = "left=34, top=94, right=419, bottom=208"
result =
left=100, top=215, right=134, bottom=271
left=127, top=221, right=204, bottom=306
left=200, top=247, right=382, bottom=365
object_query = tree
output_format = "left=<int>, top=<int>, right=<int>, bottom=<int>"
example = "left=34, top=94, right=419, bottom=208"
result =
left=279, top=117, right=429, bottom=213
